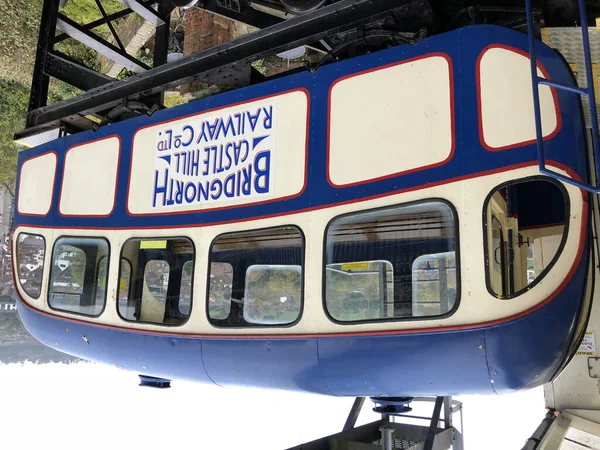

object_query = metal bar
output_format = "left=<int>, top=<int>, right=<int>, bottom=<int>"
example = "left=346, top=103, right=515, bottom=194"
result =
left=524, top=0, right=547, bottom=173
left=443, top=397, right=452, bottom=430
left=53, top=4, right=153, bottom=44
left=343, top=397, right=365, bottom=431
left=29, top=0, right=408, bottom=127
left=45, top=52, right=114, bottom=90
left=148, top=0, right=172, bottom=105
left=578, top=0, right=600, bottom=191
left=424, top=397, right=444, bottom=450
left=94, top=0, right=126, bottom=53
left=538, top=78, right=588, bottom=96
left=56, top=14, right=150, bottom=73
left=28, top=0, right=61, bottom=123
left=201, top=0, right=284, bottom=28
left=117, top=0, right=165, bottom=26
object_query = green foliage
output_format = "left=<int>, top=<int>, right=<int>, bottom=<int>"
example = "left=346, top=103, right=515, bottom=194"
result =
left=60, top=0, right=124, bottom=38
left=0, top=79, right=29, bottom=192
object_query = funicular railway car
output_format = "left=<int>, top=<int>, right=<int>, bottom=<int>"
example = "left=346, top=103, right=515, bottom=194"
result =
left=12, top=23, right=593, bottom=398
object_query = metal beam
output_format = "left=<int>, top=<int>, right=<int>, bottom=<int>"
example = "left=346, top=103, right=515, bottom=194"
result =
left=424, top=397, right=444, bottom=450
left=28, top=0, right=61, bottom=123
left=118, top=0, right=165, bottom=26
left=56, top=13, right=150, bottom=73
left=29, top=0, right=410, bottom=127
left=343, top=397, right=365, bottom=431
left=45, top=52, right=114, bottom=91
left=201, top=0, right=285, bottom=28
left=53, top=3, right=154, bottom=44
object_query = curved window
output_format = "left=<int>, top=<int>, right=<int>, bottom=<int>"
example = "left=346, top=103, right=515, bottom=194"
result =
left=208, top=226, right=304, bottom=327
left=118, top=238, right=194, bottom=325
left=325, top=201, right=458, bottom=322
left=49, top=237, right=109, bottom=316
left=16, top=233, right=46, bottom=299
left=484, top=178, right=568, bottom=298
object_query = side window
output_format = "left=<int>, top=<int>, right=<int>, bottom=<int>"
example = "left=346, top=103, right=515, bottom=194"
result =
left=485, top=178, right=568, bottom=298
left=325, top=201, right=458, bottom=322
left=16, top=233, right=46, bottom=299
left=118, top=238, right=194, bottom=325
left=208, top=226, right=304, bottom=327
left=49, top=237, right=109, bottom=316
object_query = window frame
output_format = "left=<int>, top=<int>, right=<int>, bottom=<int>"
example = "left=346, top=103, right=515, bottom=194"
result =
left=206, top=225, right=306, bottom=329
left=322, top=198, right=461, bottom=325
left=47, top=235, right=111, bottom=318
left=482, top=176, right=570, bottom=300
left=16, top=232, right=46, bottom=300
left=116, top=236, right=195, bottom=326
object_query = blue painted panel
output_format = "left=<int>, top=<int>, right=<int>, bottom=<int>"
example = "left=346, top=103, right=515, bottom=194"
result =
left=317, top=331, right=493, bottom=397
left=202, top=339, right=327, bottom=392
left=13, top=26, right=589, bottom=231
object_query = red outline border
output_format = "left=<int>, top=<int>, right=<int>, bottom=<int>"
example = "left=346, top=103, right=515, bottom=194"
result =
left=476, top=44, right=563, bottom=152
left=17, top=151, right=58, bottom=217
left=58, top=135, right=121, bottom=218
left=126, top=88, right=310, bottom=217
left=326, top=53, right=456, bottom=188
left=13, top=161, right=589, bottom=339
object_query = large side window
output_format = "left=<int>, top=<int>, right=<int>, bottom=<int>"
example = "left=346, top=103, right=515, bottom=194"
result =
left=208, top=227, right=304, bottom=327
left=16, top=233, right=46, bottom=299
left=485, top=178, right=568, bottom=298
left=325, top=201, right=458, bottom=322
left=49, top=237, right=109, bottom=316
left=118, top=238, right=194, bottom=325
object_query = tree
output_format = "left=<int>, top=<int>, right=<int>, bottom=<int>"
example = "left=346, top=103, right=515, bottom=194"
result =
left=0, top=78, right=29, bottom=196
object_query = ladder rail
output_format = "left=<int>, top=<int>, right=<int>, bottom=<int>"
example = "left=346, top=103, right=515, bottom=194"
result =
left=525, top=0, right=600, bottom=193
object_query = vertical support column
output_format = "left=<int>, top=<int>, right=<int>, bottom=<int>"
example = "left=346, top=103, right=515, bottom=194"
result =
left=28, top=0, right=61, bottom=127
left=151, top=0, right=173, bottom=106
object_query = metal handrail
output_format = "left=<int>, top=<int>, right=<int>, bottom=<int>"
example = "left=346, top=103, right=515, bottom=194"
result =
left=525, top=0, right=600, bottom=192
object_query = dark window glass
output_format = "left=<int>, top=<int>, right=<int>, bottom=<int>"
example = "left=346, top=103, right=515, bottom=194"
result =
left=118, top=238, right=194, bottom=325
left=49, top=237, right=109, bottom=316
left=16, top=233, right=45, bottom=299
left=325, top=201, right=458, bottom=322
left=208, top=227, right=303, bottom=326
left=485, top=179, right=568, bottom=298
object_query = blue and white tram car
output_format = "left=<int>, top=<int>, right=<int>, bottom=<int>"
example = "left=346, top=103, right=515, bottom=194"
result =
left=12, top=25, right=592, bottom=396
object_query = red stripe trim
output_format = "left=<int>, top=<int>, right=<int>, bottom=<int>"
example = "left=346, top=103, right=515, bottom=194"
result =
left=125, top=89, right=310, bottom=217
left=58, top=135, right=121, bottom=218
left=476, top=44, right=562, bottom=152
left=326, top=53, right=456, bottom=188
left=16, top=151, right=58, bottom=217
left=13, top=162, right=588, bottom=339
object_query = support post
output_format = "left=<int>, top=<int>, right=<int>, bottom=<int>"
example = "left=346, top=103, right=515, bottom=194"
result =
left=424, top=397, right=444, bottom=450
left=28, top=0, right=61, bottom=125
left=343, top=397, right=365, bottom=431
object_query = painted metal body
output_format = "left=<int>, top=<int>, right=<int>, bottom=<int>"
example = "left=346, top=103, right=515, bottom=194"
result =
left=12, top=25, right=593, bottom=396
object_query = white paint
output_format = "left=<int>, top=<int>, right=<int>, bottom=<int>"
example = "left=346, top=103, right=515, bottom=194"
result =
left=577, top=331, right=596, bottom=356
left=479, top=46, right=558, bottom=150
left=128, top=90, right=308, bottom=214
left=13, top=165, right=585, bottom=336
left=17, top=152, right=56, bottom=215
left=59, top=137, right=120, bottom=216
left=328, top=55, right=453, bottom=186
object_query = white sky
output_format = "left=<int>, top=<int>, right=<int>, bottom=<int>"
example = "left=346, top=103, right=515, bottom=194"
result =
left=0, top=362, right=545, bottom=449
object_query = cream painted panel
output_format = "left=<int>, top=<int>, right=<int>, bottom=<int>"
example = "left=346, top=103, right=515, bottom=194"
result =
left=20, top=166, right=583, bottom=336
left=480, top=47, right=558, bottom=149
left=128, top=90, right=308, bottom=214
left=328, top=55, right=453, bottom=186
left=59, top=137, right=120, bottom=216
left=18, top=152, right=56, bottom=215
